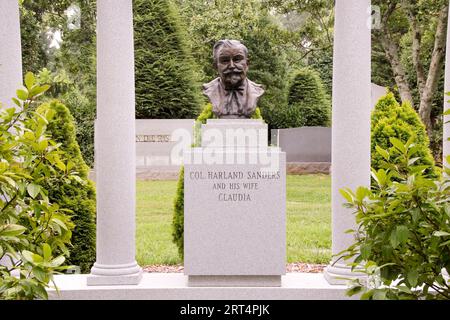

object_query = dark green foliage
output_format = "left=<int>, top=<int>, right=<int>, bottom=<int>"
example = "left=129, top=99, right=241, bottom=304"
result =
left=268, top=104, right=304, bottom=129
left=61, top=88, right=96, bottom=167
left=275, top=68, right=330, bottom=128
left=133, top=0, right=203, bottom=119
left=172, top=166, right=185, bottom=258
left=371, top=93, right=437, bottom=178
left=20, top=4, right=48, bottom=74
left=340, top=137, right=449, bottom=299
left=307, top=47, right=333, bottom=96
left=0, top=75, right=75, bottom=299
left=36, top=69, right=96, bottom=168
left=242, top=15, right=290, bottom=128
left=36, top=100, right=96, bottom=273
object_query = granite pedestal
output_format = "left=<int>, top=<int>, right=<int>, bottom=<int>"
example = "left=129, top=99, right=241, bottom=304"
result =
left=184, top=119, right=286, bottom=287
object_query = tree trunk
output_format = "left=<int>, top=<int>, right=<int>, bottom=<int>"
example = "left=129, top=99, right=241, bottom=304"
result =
left=418, top=5, right=449, bottom=135
left=403, top=1, right=426, bottom=95
left=378, top=34, right=414, bottom=105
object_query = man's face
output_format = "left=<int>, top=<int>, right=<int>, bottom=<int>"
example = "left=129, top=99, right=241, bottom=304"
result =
left=216, top=45, right=249, bottom=89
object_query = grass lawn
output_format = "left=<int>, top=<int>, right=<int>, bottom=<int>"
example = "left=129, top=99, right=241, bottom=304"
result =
left=136, top=174, right=331, bottom=266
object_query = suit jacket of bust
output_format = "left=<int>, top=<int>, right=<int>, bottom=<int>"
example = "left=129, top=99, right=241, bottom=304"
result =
left=202, top=78, right=264, bottom=118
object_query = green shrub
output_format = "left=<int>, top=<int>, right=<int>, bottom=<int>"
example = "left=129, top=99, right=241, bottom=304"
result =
left=172, top=166, right=185, bottom=258
left=339, top=137, right=449, bottom=300
left=242, top=15, right=290, bottom=129
left=371, top=93, right=437, bottom=178
left=60, top=88, right=95, bottom=168
left=284, top=68, right=331, bottom=127
left=171, top=104, right=263, bottom=258
left=36, top=68, right=96, bottom=168
left=0, top=73, right=75, bottom=299
left=133, top=0, right=203, bottom=119
left=269, top=104, right=304, bottom=129
left=35, top=100, right=96, bottom=274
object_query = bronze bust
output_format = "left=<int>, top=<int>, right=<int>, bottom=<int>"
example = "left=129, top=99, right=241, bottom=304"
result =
left=202, top=40, right=264, bottom=119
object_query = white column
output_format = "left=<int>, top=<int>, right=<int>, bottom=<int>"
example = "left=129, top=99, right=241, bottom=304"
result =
left=87, top=0, right=142, bottom=285
left=0, top=0, right=23, bottom=109
left=0, top=0, right=22, bottom=274
left=443, top=4, right=450, bottom=166
left=324, top=0, right=371, bottom=284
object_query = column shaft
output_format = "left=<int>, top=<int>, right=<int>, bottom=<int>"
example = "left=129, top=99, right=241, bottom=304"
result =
left=0, top=0, right=22, bottom=274
left=88, top=0, right=142, bottom=285
left=324, top=0, right=371, bottom=284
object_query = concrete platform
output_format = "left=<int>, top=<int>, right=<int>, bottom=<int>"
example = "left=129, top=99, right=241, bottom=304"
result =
left=49, top=273, right=353, bottom=300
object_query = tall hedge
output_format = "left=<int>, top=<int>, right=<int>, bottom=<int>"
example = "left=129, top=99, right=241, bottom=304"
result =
left=36, top=100, right=96, bottom=273
left=283, top=68, right=331, bottom=128
left=241, top=15, right=290, bottom=128
left=371, top=93, right=437, bottom=177
left=172, top=166, right=185, bottom=258
left=133, top=0, right=203, bottom=119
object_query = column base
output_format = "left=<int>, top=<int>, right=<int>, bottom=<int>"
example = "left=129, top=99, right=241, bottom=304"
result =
left=188, top=275, right=281, bottom=287
left=87, top=261, right=143, bottom=286
left=324, top=262, right=366, bottom=285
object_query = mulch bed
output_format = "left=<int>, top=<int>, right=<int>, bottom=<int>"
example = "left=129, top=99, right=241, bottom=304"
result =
left=143, top=263, right=326, bottom=273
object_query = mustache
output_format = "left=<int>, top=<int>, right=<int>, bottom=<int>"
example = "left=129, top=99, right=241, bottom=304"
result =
left=222, top=68, right=244, bottom=75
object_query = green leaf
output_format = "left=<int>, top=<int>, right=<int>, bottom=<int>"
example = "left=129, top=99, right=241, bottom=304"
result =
left=11, top=98, right=22, bottom=107
left=411, top=208, right=420, bottom=224
left=439, top=239, right=450, bottom=247
left=27, top=183, right=41, bottom=199
left=50, top=255, right=65, bottom=267
left=42, top=243, right=51, bottom=261
left=360, top=243, right=372, bottom=260
left=52, top=218, right=68, bottom=231
left=339, top=188, right=354, bottom=203
left=37, top=140, right=48, bottom=152
left=398, top=285, right=412, bottom=294
left=32, top=267, right=48, bottom=283
left=29, top=85, right=50, bottom=97
left=407, top=269, right=419, bottom=287
left=373, top=289, right=387, bottom=300
left=355, top=186, right=368, bottom=202
left=2, top=176, right=17, bottom=188
left=390, top=229, right=399, bottom=248
left=371, top=169, right=388, bottom=187
left=407, top=157, right=421, bottom=166
left=360, top=290, right=374, bottom=300
left=433, top=231, right=450, bottom=237
left=33, top=284, right=48, bottom=300
left=375, top=145, right=390, bottom=161
left=32, top=253, right=44, bottom=263
left=24, top=72, right=35, bottom=90
left=0, top=224, right=26, bottom=237
left=22, top=250, right=34, bottom=262
left=389, top=137, right=406, bottom=153
left=16, top=89, right=28, bottom=101
left=346, top=285, right=363, bottom=296
left=396, top=225, right=410, bottom=244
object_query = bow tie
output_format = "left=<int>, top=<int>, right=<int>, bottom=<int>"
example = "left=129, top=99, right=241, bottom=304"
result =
left=224, top=85, right=245, bottom=95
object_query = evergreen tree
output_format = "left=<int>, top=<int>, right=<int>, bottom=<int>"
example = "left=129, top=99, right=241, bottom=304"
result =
left=371, top=93, right=437, bottom=178
left=36, top=100, right=96, bottom=273
left=133, top=0, right=203, bottom=119
left=285, top=68, right=331, bottom=127
left=173, top=0, right=291, bottom=128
